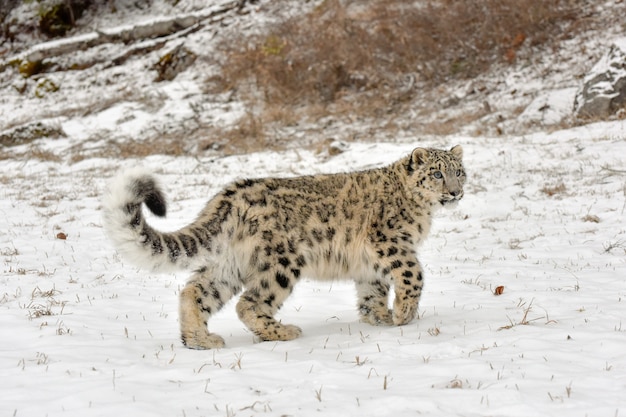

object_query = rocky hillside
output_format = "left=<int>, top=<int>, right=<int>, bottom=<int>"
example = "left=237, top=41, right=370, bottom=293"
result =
left=1, top=0, right=625, bottom=162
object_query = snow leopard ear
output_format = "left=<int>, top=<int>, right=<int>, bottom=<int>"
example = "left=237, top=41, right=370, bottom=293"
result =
left=450, top=145, right=463, bottom=160
left=407, top=147, right=430, bottom=173
left=410, top=147, right=429, bottom=166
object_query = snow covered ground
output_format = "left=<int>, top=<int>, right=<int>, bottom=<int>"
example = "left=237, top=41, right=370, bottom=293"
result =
left=1, top=120, right=625, bottom=416
left=1, top=1, right=626, bottom=415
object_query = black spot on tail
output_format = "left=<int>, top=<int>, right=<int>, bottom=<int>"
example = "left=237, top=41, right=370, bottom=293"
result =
left=179, top=233, right=198, bottom=257
left=163, top=234, right=181, bottom=262
left=145, top=190, right=166, bottom=217
left=132, top=177, right=167, bottom=217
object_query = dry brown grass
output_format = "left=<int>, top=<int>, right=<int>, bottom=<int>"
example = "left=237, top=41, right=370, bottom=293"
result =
left=66, top=113, right=280, bottom=162
left=195, top=112, right=273, bottom=156
left=541, top=182, right=567, bottom=197
left=0, top=145, right=62, bottom=162
left=68, top=136, right=187, bottom=163
left=217, top=0, right=583, bottom=124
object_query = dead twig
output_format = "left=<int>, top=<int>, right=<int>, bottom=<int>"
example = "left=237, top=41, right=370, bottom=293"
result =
left=600, top=166, right=626, bottom=175
left=498, top=298, right=543, bottom=330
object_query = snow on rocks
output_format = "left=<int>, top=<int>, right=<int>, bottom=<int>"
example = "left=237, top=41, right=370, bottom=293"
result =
left=574, top=37, right=626, bottom=119
left=518, top=87, right=578, bottom=127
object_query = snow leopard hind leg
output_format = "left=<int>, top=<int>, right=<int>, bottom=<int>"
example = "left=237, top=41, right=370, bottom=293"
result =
left=235, top=255, right=303, bottom=342
left=179, top=265, right=241, bottom=350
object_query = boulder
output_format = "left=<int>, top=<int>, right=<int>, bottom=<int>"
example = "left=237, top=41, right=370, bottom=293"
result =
left=152, top=44, right=197, bottom=82
left=0, top=122, right=64, bottom=147
left=574, top=38, right=626, bottom=119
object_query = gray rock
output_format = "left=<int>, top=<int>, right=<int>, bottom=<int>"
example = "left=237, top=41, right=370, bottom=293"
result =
left=152, top=43, right=197, bottom=82
left=0, top=122, right=64, bottom=147
left=574, top=38, right=626, bottom=119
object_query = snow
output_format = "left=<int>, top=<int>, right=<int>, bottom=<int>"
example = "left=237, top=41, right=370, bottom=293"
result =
left=574, top=36, right=626, bottom=115
left=1, top=2, right=625, bottom=416
left=1, top=121, right=625, bottom=417
left=586, top=37, right=626, bottom=82
left=518, top=87, right=578, bottom=126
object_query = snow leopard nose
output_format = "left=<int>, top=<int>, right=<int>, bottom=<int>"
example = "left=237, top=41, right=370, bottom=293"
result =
left=446, top=177, right=463, bottom=199
left=448, top=186, right=463, bottom=199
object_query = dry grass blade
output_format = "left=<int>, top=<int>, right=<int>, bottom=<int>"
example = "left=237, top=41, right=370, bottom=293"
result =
left=498, top=298, right=544, bottom=330
left=541, top=183, right=567, bottom=197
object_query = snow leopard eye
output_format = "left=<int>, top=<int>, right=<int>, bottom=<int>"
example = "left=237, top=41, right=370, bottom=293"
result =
left=456, top=170, right=462, bottom=177
left=433, top=171, right=443, bottom=179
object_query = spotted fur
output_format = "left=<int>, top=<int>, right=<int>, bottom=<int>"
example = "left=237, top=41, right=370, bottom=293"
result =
left=102, top=146, right=465, bottom=349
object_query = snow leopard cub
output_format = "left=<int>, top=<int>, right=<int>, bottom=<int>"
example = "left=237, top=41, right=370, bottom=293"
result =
left=103, top=146, right=465, bottom=349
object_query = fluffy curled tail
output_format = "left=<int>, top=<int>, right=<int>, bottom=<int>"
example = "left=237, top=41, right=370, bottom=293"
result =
left=102, top=168, right=188, bottom=272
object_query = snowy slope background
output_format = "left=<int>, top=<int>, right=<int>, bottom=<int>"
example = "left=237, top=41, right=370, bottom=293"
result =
left=1, top=1, right=626, bottom=416
left=1, top=0, right=625, bottom=157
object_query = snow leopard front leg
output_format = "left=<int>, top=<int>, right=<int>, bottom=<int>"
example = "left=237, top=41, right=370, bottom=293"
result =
left=355, top=277, right=393, bottom=325
left=389, top=256, right=424, bottom=325
left=367, top=240, right=424, bottom=326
